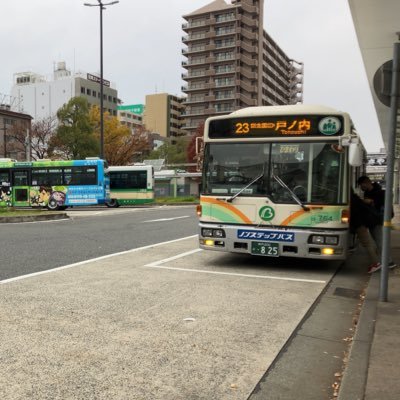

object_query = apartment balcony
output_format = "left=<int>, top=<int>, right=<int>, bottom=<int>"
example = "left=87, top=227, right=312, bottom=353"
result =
left=215, top=67, right=236, bottom=76
left=237, top=27, right=258, bottom=41
left=241, top=53, right=259, bottom=67
left=182, top=33, right=207, bottom=43
left=205, top=81, right=216, bottom=90
left=183, top=108, right=206, bottom=117
left=205, top=94, right=216, bottom=102
left=205, top=43, right=216, bottom=51
left=215, top=42, right=236, bottom=51
left=215, top=29, right=236, bottom=37
left=214, top=104, right=235, bottom=114
left=214, top=54, right=235, bottom=63
left=182, top=45, right=207, bottom=55
left=182, top=57, right=210, bottom=67
left=237, top=79, right=257, bottom=93
left=236, top=93, right=257, bottom=106
left=237, top=13, right=258, bottom=28
left=240, top=2, right=259, bottom=14
left=182, top=69, right=213, bottom=80
left=236, top=40, right=256, bottom=53
left=215, top=80, right=235, bottom=88
left=181, top=84, right=206, bottom=93
left=215, top=15, right=236, bottom=25
left=215, top=92, right=235, bottom=101
left=236, top=66, right=257, bottom=80
left=204, top=108, right=217, bottom=115
left=184, top=96, right=206, bottom=105
left=182, top=20, right=207, bottom=31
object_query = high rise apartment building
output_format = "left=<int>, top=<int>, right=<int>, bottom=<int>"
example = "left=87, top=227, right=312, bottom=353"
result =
left=181, top=0, right=303, bottom=132
left=10, top=62, right=119, bottom=121
left=143, top=93, right=186, bottom=140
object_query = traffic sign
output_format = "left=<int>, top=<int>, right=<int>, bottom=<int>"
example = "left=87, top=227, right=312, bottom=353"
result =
left=373, top=60, right=400, bottom=107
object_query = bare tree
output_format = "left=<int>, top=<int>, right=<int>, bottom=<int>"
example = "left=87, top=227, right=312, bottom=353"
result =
left=30, top=116, right=58, bottom=159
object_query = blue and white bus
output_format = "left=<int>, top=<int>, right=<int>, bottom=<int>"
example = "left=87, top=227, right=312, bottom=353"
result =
left=0, top=158, right=110, bottom=210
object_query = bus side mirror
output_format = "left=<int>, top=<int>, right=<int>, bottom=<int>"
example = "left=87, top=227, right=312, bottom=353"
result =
left=349, top=142, right=363, bottom=166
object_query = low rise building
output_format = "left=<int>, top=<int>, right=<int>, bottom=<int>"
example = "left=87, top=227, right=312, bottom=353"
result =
left=10, top=61, right=119, bottom=121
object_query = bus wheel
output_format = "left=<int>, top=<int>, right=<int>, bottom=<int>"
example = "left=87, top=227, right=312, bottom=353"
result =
left=106, top=199, right=119, bottom=208
left=47, top=198, right=59, bottom=211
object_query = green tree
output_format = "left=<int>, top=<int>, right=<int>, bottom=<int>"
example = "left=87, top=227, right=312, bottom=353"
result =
left=148, top=136, right=189, bottom=165
left=49, top=97, right=99, bottom=159
left=89, top=106, right=151, bottom=165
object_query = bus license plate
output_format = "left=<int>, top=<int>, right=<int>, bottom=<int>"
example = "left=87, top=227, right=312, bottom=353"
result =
left=251, top=242, right=279, bottom=257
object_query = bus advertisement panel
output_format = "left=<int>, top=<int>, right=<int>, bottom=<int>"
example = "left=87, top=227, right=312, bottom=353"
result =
left=0, top=158, right=110, bottom=210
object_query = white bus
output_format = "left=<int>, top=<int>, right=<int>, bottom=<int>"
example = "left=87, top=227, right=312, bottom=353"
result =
left=197, top=105, right=364, bottom=260
left=106, top=165, right=154, bottom=207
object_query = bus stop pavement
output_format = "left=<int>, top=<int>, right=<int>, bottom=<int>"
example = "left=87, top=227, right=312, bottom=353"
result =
left=338, top=206, right=400, bottom=400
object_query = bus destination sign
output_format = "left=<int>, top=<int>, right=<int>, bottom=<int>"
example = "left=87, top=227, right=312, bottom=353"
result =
left=208, top=115, right=344, bottom=138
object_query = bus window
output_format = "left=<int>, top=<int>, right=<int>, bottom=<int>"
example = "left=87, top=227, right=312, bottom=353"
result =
left=12, top=170, right=29, bottom=186
left=65, top=167, right=97, bottom=185
left=0, top=170, right=10, bottom=185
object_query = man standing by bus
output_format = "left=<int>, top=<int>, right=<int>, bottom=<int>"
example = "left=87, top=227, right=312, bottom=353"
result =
left=357, top=176, right=397, bottom=273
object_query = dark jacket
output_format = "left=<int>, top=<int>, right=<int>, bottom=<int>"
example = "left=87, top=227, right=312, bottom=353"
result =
left=363, top=182, right=385, bottom=215
left=350, top=192, right=381, bottom=232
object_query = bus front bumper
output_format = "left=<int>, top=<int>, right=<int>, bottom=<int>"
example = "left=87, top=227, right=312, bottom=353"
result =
left=199, top=223, right=349, bottom=260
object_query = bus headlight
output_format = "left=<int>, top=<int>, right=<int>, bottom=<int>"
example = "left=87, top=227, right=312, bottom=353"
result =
left=202, top=229, right=213, bottom=237
left=325, top=236, right=339, bottom=245
left=201, top=228, right=225, bottom=238
left=309, top=235, right=339, bottom=245
left=311, top=235, right=324, bottom=244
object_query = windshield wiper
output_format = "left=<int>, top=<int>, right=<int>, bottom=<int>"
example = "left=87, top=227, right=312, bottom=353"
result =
left=272, top=174, right=310, bottom=211
left=227, top=171, right=264, bottom=203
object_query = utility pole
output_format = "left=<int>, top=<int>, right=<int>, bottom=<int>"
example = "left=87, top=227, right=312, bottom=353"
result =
left=84, top=0, right=119, bottom=160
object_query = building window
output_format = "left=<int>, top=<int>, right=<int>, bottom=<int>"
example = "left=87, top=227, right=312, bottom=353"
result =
left=81, top=87, right=85, bottom=94
left=86, top=88, right=91, bottom=95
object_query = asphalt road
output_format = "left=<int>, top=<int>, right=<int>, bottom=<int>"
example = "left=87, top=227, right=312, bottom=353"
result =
left=0, top=205, right=198, bottom=281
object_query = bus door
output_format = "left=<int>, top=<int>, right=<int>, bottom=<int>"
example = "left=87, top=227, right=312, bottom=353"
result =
left=12, top=169, right=30, bottom=207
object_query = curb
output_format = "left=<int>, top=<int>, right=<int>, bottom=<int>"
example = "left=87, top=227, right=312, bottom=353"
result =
left=337, top=274, right=379, bottom=400
left=0, top=212, right=69, bottom=223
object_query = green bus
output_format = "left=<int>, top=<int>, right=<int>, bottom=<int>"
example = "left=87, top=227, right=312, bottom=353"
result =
left=106, top=165, right=155, bottom=207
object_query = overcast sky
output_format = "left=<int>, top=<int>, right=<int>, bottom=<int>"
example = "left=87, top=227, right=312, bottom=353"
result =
left=0, top=0, right=384, bottom=152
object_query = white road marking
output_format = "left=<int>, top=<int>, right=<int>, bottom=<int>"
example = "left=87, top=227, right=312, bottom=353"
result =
left=0, top=235, right=198, bottom=285
left=145, top=253, right=326, bottom=284
left=145, top=249, right=203, bottom=266
left=143, top=216, right=190, bottom=223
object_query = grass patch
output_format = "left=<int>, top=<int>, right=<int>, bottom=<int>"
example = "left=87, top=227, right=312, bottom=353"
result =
left=155, top=197, right=198, bottom=204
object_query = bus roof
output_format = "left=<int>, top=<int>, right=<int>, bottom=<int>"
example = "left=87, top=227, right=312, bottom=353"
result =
left=228, top=104, right=349, bottom=118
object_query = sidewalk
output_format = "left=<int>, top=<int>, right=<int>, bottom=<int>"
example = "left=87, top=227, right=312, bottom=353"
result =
left=338, top=207, right=400, bottom=400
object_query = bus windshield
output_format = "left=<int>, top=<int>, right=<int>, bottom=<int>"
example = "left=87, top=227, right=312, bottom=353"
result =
left=202, top=141, right=346, bottom=205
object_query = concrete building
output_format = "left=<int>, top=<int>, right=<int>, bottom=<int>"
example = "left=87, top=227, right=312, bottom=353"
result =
left=143, top=93, right=186, bottom=139
left=0, top=104, right=33, bottom=161
left=117, top=104, right=144, bottom=132
left=181, top=0, right=303, bottom=132
left=10, top=61, right=119, bottom=121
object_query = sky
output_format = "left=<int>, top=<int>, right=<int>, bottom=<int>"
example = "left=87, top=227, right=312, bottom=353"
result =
left=0, top=0, right=384, bottom=152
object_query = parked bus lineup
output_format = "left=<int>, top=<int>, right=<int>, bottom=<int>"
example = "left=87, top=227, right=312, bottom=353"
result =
left=0, top=158, right=110, bottom=210
left=197, top=105, right=365, bottom=260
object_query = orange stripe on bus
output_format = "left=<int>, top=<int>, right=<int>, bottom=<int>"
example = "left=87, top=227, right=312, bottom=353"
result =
left=201, top=197, right=253, bottom=224
left=281, top=210, right=306, bottom=226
